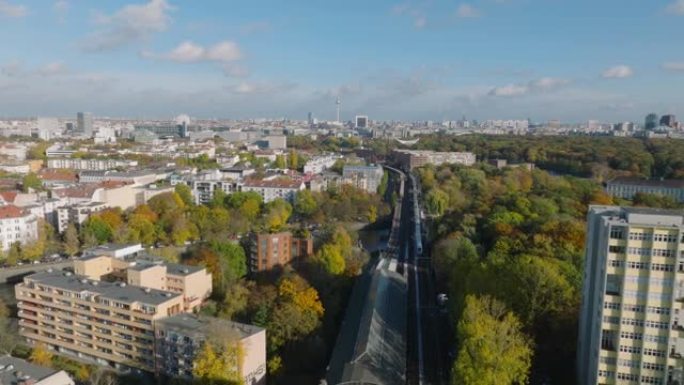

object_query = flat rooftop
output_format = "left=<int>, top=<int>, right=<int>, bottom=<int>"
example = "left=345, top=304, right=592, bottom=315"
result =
left=0, top=355, right=61, bottom=384
left=24, top=269, right=182, bottom=306
left=156, top=313, right=264, bottom=340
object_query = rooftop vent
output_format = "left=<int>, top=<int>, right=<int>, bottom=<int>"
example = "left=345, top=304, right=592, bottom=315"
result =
left=119, top=283, right=126, bottom=287
left=144, top=288, right=151, bottom=293
left=0, top=365, right=5, bottom=371
left=91, top=281, right=98, bottom=286
left=165, top=293, right=172, bottom=297
left=46, top=268, right=53, bottom=273
left=6, top=365, right=14, bottom=371
left=64, top=272, right=72, bottom=277
left=80, top=279, right=88, bottom=284
left=183, top=269, right=189, bottom=274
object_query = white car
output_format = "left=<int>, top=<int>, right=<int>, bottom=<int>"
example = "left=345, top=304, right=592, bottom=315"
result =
left=437, top=293, right=448, bottom=306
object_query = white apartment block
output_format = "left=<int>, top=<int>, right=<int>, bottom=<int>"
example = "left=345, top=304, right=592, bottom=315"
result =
left=0, top=205, right=38, bottom=251
left=241, top=179, right=305, bottom=203
left=304, top=155, right=339, bottom=174
left=578, top=206, right=684, bottom=385
left=47, top=158, right=138, bottom=171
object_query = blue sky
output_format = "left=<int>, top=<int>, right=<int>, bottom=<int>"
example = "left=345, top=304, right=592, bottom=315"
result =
left=0, top=0, right=683, bottom=122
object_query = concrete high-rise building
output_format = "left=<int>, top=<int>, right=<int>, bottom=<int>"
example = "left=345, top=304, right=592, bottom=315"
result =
left=645, top=113, right=659, bottom=131
left=660, top=115, right=677, bottom=129
left=355, top=115, right=368, bottom=129
left=577, top=206, right=684, bottom=385
left=77, top=112, right=93, bottom=136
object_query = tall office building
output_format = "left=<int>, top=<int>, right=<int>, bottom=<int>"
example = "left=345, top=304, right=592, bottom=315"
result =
left=645, top=113, right=659, bottom=131
left=77, top=112, right=93, bottom=137
left=660, top=115, right=677, bottom=129
left=577, top=206, right=684, bottom=385
left=355, top=115, right=368, bottom=129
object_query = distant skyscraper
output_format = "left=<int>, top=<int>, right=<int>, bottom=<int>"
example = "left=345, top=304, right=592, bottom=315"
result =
left=660, top=114, right=677, bottom=128
left=577, top=206, right=684, bottom=385
left=355, top=115, right=368, bottom=129
left=645, top=113, right=659, bottom=130
left=77, top=112, right=93, bottom=136
left=336, top=97, right=341, bottom=123
left=307, top=112, right=313, bottom=126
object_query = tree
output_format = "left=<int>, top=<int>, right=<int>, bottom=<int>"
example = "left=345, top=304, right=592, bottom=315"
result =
left=263, top=199, right=292, bottom=232
left=267, top=276, right=324, bottom=351
left=27, top=142, right=49, bottom=161
left=294, top=190, right=317, bottom=217
left=21, top=172, right=42, bottom=193
left=425, top=188, right=449, bottom=216
left=314, top=244, right=345, bottom=275
left=80, top=216, right=113, bottom=245
left=274, top=155, right=287, bottom=169
left=193, top=338, right=243, bottom=385
left=0, top=317, right=19, bottom=354
left=29, top=344, right=54, bottom=367
left=452, top=295, right=532, bottom=385
left=175, top=183, right=195, bottom=206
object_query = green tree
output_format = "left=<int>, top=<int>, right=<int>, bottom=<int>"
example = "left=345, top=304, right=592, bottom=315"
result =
left=63, top=223, right=80, bottom=255
left=175, top=183, right=194, bottom=206
left=425, top=188, right=449, bottom=216
left=294, top=190, right=317, bottom=217
left=313, top=244, right=345, bottom=275
left=274, top=155, right=287, bottom=169
left=29, top=344, right=54, bottom=367
left=21, top=172, right=42, bottom=193
left=27, top=142, right=49, bottom=161
left=80, top=216, right=113, bottom=245
left=453, top=295, right=532, bottom=385
left=263, top=199, right=292, bottom=232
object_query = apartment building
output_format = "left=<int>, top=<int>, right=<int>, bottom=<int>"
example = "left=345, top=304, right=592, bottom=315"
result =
left=241, top=179, right=305, bottom=203
left=47, top=158, right=138, bottom=171
left=74, top=255, right=212, bottom=312
left=606, top=178, right=684, bottom=203
left=342, top=165, right=384, bottom=194
left=15, top=269, right=184, bottom=372
left=248, top=232, right=314, bottom=272
left=0, top=205, right=38, bottom=251
left=391, top=149, right=476, bottom=171
left=0, top=355, right=75, bottom=385
left=155, top=314, right=266, bottom=385
left=303, top=155, right=339, bottom=174
left=577, top=206, right=684, bottom=385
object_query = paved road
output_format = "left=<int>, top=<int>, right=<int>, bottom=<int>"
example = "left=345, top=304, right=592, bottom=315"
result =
left=404, top=174, right=450, bottom=385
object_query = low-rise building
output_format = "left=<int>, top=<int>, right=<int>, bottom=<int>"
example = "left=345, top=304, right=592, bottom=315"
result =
left=78, top=170, right=165, bottom=186
left=304, top=155, right=339, bottom=174
left=241, top=179, right=305, bottom=203
left=248, top=232, right=314, bottom=272
left=74, top=254, right=212, bottom=312
left=47, top=158, right=138, bottom=171
left=0, top=205, right=38, bottom=251
left=155, top=314, right=266, bottom=385
left=0, top=355, right=75, bottom=385
left=342, top=165, right=384, bottom=194
left=606, top=177, right=684, bottom=202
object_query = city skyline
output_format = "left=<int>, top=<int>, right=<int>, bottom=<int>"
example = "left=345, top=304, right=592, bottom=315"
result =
left=0, top=0, right=683, bottom=121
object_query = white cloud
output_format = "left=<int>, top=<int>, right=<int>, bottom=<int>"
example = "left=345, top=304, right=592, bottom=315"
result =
left=143, top=40, right=242, bottom=63
left=489, top=84, right=528, bottom=97
left=414, top=16, right=427, bottom=28
left=489, top=77, right=569, bottom=97
left=225, top=81, right=296, bottom=95
left=53, top=0, right=69, bottom=21
left=391, top=2, right=428, bottom=29
left=38, top=62, right=69, bottom=76
left=456, top=4, right=480, bottom=18
left=602, top=65, right=633, bottom=79
left=531, top=77, right=569, bottom=89
left=666, top=0, right=684, bottom=15
left=82, top=0, right=173, bottom=51
left=0, top=0, right=27, bottom=18
left=663, top=61, right=684, bottom=71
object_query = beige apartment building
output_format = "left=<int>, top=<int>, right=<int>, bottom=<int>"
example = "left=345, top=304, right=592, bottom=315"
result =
left=155, top=314, right=266, bottom=385
left=74, top=255, right=212, bottom=312
left=15, top=269, right=184, bottom=372
left=578, top=206, right=684, bottom=385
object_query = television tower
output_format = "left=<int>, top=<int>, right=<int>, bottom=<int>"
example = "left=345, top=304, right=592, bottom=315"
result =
left=336, top=97, right=341, bottom=123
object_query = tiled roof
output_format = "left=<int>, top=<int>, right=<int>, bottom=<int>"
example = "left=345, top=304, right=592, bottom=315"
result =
left=0, top=204, right=25, bottom=219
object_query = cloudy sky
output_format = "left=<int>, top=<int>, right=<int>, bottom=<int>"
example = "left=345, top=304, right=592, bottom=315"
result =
left=0, top=0, right=683, bottom=122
